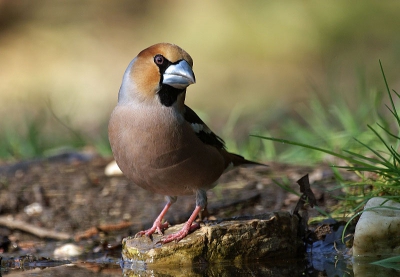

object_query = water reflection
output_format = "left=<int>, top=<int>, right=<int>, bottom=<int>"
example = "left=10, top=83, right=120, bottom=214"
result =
left=121, top=257, right=333, bottom=277
left=2, top=255, right=400, bottom=276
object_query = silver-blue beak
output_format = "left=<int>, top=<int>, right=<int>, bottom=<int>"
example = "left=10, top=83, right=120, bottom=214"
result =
left=162, top=60, right=196, bottom=89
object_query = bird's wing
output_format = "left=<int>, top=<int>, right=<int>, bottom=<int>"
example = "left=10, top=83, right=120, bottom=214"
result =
left=183, top=105, right=226, bottom=150
left=184, top=105, right=266, bottom=167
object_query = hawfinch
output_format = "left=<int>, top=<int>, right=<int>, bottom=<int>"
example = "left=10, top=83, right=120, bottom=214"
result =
left=109, top=43, right=263, bottom=243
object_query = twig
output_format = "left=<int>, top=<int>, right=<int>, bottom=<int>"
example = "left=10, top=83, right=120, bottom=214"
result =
left=75, top=221, right=133, bottom=241
left=0, top=216, right=71, bottom=240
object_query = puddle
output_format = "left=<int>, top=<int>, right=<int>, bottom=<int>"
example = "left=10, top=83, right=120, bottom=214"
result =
left=1, top=254, right=400, bottom=276
left=0, top=262, right=122, bottom=277
left=0, top=254, right=344, bottom=276
left=0, top=256, right=121, bottom=276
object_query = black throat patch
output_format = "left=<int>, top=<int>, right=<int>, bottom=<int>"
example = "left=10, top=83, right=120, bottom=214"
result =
left=158, top=85, right=184, bottom=107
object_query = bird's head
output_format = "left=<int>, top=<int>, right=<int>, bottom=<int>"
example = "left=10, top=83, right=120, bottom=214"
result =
left=118, top=43, right=196, bottom=107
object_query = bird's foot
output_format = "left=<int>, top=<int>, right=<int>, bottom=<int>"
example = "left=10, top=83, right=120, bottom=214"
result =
left=135, top=221, right=169, bottom=238
left=161, top=222, right=200, bottom=243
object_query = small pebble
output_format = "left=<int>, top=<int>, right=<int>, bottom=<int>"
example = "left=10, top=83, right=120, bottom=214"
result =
left=24, top=203, right=43, bottom=216
left=104, top=160, right=123, bottom=176
left=53, top=243, right=83, bottom=258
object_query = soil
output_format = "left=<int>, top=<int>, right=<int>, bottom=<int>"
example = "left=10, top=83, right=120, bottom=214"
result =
left=0, top=151, right=346, bottom=259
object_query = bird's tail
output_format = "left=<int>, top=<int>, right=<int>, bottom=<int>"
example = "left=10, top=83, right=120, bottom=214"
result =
left=226, top=152, right=267, bottom=167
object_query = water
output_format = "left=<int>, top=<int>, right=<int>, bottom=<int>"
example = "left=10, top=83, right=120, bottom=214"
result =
left=0, top=255, right=345, bottom=276
left=2, top=254, right=400, bottom=276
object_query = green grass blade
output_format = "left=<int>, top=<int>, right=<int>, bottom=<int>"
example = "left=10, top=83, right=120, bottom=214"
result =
left=379, top=60, right=400, bottom=127
left=371, top=256, right=400, bottom=270
left=376, top=122, right=400, bottom=140
left=366, top=125, right=394, bottom=159
left=389, top=146, right=400, bottom=165
left=272, top=179, right=299, bottom=195
left=251, top=135, right=351, bottom=161
left=314, top=206, right=332, bottom=218
left=342, top=149, right=386, bottom=165
left=392, top=89, right=400, bottom=98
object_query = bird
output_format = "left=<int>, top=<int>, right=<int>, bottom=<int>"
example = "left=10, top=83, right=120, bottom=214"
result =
left=108, top=43, right=264, bottom=243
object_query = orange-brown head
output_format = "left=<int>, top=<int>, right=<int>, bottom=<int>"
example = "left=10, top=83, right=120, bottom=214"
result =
left=118, top=43, right=195, bottom=108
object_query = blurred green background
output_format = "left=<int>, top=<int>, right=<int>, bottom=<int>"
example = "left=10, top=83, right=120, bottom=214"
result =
left=1, top=0, right=400, bottom=161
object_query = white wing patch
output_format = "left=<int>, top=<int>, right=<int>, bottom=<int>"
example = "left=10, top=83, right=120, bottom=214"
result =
left=191, top=123, right=212, bottom=134
left=191, top=123, right=204, bottom=133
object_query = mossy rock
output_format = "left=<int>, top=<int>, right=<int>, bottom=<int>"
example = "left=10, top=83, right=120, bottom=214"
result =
left=122, top=211, right=304, bottom=268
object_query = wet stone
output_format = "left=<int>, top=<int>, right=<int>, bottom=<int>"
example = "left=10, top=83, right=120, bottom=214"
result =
left=353, top=197, right=400, bottom=257
left=122, top=211, right=304, bottom=267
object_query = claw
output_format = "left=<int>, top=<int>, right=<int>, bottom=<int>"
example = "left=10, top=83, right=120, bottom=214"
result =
left=136, top=221, right=169, bottom=238
left=161, top=206, right=202, bottom=243
left=135, top=201, right=173, bottom=238
left=161, top=222, right=200, bottom=243
left=136, top=204, right=203, bottom=244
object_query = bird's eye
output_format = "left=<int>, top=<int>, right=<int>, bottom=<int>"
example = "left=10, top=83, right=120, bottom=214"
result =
left=154, top=55, right=164, bottom=65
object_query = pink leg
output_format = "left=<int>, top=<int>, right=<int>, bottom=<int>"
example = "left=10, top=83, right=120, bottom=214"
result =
left=161, top=206, right=202, bottom=243
left=136, top=202, right=172, bottom=237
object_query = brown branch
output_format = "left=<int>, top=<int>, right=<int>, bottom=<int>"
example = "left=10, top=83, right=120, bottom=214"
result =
left=75, top=221, right=133, bottom=241
left=0, top=216, right=71, bottom=240
left=98, top=221, right=133, bottom=232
